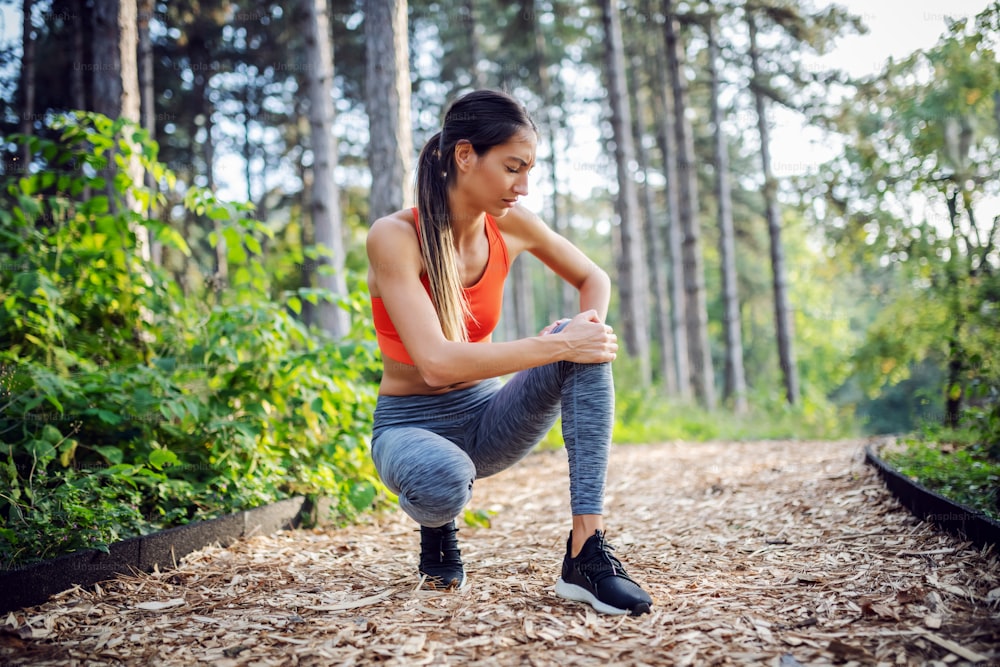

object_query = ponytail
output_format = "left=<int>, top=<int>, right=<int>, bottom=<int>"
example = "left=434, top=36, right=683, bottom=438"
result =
left=414, top=90, right=537, bottom=343
left=416, top=132, right=472, bottom=342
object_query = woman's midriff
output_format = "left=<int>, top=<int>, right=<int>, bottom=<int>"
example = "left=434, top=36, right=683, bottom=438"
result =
left=378, top=358, right=485, bottom=396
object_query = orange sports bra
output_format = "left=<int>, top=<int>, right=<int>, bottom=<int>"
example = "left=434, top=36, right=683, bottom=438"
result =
left=370, top=208, right=510, bottom=365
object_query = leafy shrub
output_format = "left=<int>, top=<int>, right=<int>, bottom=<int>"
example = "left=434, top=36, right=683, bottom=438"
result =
left=885, top=430, right=1000, bottom=520
left=0, top=113, right=384, bottom=569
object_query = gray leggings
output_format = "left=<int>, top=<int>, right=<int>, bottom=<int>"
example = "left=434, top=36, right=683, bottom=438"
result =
left=371, top=357, right=614, bottom=527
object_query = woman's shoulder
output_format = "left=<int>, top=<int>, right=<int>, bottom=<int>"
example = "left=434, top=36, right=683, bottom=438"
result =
left=368, top=208, right=418, bottom=246
left=370, top=207, right=416, bottom=232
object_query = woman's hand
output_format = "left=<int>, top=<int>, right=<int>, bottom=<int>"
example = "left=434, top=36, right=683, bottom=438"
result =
left=539, top=318, right=571, bottom=336
left=548, top=310, right=618, bottom=364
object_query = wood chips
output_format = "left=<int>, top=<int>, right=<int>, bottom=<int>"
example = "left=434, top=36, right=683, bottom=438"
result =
left=2, top=439, right=999, bottom=666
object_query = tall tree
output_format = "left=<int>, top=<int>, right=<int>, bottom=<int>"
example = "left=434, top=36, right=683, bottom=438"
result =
left=648, top=0, right=689, bottom=399
left=301, top=0, right=349, bottom=338
left=747, top=7, right=798, bottom=405
left=91, top=0, right=148, bottom=261
left=137, top=0, right=160, bottom=264
left=706, top=12, right=748, bottom=413
left=365, top=0, right=414, bottom=220
left=818, top=7, right=1000, bottom=429
left=599, top=0, right=651, bottom=386
left=626, top=9, right=675, bottom=390
left=19, top=0, right=35, bottom=167
left=664, top=0, right=715, bottom=407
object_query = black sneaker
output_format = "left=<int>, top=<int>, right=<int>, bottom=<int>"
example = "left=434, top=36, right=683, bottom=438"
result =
left=554, top=530, right=652, bottom=616
left=418, top=521, right=466, bottom=589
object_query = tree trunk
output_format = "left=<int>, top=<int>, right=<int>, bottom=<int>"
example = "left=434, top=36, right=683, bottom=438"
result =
left=137, top=0, right=160, bottom=265
left=664, top=0, right=715, bottom=408
left=626, top=27, right=674, bottom=390
left=365, top=0, right=414, bottom=220
left=464, top=0, right=487, bottom=88
left=302, top=0, right=349, bottom=339
left=552, top=110, right=575, bottom=317
left=91, top=0, right=149, bottom=262
left=19, top=0, right=35, bottom=167
left=649, top=0, right=688, bottom=399
left=943, top=189, right=965, bottom=428
left=707, top=14, right=747, bottom=413
left=748, top=10, right=799, bottom=405
left=71, top=0, right=86, bottom=110
left=600, top=0, right=651, bottom=386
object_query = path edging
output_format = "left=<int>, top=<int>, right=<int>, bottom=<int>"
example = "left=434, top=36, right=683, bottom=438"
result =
left=865, top=441, right=1000, bottom=549
left=0, top=495, right=331, bottom=614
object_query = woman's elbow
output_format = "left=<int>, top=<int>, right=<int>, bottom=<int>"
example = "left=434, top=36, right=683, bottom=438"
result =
left=413, top=353, right=454, bottom=388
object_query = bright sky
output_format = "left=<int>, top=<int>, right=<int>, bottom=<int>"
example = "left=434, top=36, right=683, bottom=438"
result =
left=768, top=0, right=994, bottom=173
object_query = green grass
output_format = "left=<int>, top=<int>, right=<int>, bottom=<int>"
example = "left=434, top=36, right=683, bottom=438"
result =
left=538, top=378, right=859, bottom=449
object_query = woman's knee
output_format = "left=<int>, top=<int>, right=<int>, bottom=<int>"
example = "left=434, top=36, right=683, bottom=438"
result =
left=398, top=457, right=475, bottom=526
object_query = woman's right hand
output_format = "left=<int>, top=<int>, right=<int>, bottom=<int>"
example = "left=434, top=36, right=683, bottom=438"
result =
left=550, top=310, right=618, bottom=364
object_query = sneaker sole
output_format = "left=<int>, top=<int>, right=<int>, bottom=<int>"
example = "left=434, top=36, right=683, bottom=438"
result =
left=555, top=578, right=634, bottom=616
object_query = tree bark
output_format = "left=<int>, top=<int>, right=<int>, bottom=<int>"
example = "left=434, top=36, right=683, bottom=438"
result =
left=137, top=0, right=160, bottom=265
left=91, top=0, right=149, bottom=262
left=748, top=9, right=799, bottom=405
left=365, top=0, right=414, bottom=221
left=664, top=0, right=715, bottom=408
left=71, top=0, right=86, bottom=110
left=707, top=14, right=747, bottom=413
left=626, top=27, right=674, bottom=390
left=649, top=1, right=688, bottom=399
left=19, top=0, right=35, bottom=167
left=302, top=0, right=349, bottom=338
left=599, top=0, right=651, bottom=386
left=463, top=0, right=487, bottom=88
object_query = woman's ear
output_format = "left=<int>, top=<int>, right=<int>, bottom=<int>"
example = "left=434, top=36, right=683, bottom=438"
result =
left=453, top=140, right=476, bottom=172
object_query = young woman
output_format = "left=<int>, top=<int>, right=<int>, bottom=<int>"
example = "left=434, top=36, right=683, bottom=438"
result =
left=366, top=89, right=652, bottom=616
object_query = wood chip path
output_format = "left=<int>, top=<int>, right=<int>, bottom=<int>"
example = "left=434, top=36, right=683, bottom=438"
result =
left=3, top=439, right=999, bottom=666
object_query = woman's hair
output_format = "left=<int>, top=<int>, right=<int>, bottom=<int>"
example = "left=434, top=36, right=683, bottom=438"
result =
left=416, top=89, right=537, bottom=342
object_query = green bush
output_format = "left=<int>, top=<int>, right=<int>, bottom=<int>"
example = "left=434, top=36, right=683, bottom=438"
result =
left=0, top=113, right=384, bottom=568
left=885, top=428, right=1000, bottom=520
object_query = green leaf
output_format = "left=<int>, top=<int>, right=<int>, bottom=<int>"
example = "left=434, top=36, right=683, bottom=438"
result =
left=148, top=449, right=179, bottom=471
left=41, top=424, right=62, bottom=445
left=245, top=235, right=263, bottom=256
left=462, top=508, right=495, bottom=529
left=93, top=445, right=124, bottom=465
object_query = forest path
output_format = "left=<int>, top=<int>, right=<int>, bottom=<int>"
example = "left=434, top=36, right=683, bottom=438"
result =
left=3, top=439, right=999, bottom=666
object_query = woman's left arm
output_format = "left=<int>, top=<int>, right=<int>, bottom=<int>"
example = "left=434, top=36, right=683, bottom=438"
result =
left=502, top=206, right=612, bottom=321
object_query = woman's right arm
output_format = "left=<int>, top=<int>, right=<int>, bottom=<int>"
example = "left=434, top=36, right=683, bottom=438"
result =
left=366, top=217, right=617, bottom=389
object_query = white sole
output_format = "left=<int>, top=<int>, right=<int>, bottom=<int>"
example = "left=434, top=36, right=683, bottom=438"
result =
left=554, top=578, right=629, bottom=615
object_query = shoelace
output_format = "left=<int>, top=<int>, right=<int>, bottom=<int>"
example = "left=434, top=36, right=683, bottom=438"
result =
left=578, top=534, right=636, bottom=584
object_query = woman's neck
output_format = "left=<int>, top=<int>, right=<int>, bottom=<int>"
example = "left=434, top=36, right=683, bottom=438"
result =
left=447, top=193, right=486, bottom=247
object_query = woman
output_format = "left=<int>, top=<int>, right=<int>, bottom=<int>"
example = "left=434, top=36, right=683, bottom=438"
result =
left=366, top=89, right=652, bottom=616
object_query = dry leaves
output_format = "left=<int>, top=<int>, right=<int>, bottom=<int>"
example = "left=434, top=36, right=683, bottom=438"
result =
left=1, top=439, right=998, bottom=666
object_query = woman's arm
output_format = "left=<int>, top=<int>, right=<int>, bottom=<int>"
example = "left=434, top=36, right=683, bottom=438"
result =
left=367, top=214, right=617, bottom=389
left=501, top=205, right=612, bottom=321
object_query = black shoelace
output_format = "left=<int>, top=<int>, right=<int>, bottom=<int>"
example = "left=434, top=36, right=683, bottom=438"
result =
left=577, top=534, right=636, bottom=584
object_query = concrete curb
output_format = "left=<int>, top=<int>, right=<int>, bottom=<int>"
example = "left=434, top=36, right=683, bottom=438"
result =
left=0, top=496, right=311, bottom=614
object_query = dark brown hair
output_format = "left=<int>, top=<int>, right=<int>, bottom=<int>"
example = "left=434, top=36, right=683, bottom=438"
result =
left=415, top=90, right=537, bottom=341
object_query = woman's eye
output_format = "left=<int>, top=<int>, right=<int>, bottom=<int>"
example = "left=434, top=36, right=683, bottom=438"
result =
left=507, top=167, right=519, bottom=174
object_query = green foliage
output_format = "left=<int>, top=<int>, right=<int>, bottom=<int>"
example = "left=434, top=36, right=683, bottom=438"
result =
left=0, top=113, right=385, bottom=569
left=884, top=431, right=1000, bottom=520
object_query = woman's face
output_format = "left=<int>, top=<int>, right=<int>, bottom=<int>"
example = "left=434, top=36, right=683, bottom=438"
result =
left=454, top=128, right=537, bottom=217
